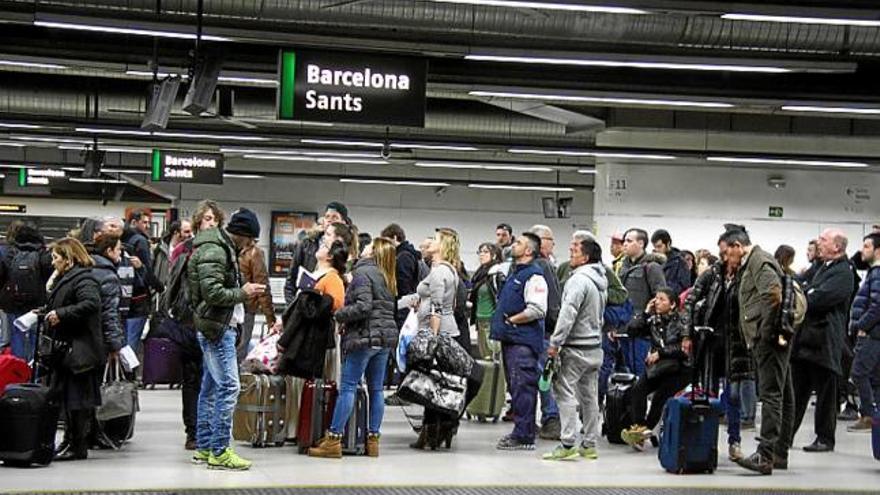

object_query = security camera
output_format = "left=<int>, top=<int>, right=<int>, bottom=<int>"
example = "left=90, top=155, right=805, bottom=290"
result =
left=767, top=176, right=786, bottom=189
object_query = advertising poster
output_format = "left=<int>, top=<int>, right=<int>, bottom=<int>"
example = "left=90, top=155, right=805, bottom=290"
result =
left=270, top=211, right=318, bottom=275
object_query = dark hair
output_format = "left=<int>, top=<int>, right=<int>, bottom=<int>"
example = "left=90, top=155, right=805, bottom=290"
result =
left=358, top=232, right=372, bottom=256
left=93, top=232, right=121, bottom=256
left=477, top=242, right=503, bottom=265
left=865, top=233, right=880, bottom=251
left=774, top=244, right=796, bottom=268
left=128, top=208, right=149, bottom=223
left=655, top=286, right=678, bottom=308
left=496, top=223, right=513, bottom=235
left=380, top=223, right=406, bottom=243
left=650, top=229, right=672, bottom=246
left=162, top=221, right=182, bottom=244
left=624, top=228, right=649, bottom=250
left=77, top=217, right=105, bottom=244
left=328, top=240, right=348, bottom=274
left=808, top=239, right=818, bottom=247
left=580, top=239, right=603, bottom=264
left=329, top=222, right=356, bottom=259
left=520, top=232, right=541, bottom=257
left=718, top=228, right=751, bottom=247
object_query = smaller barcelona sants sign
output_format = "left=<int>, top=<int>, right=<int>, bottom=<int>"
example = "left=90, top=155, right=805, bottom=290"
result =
left=277, top=49, right=426, bottom=127
left=152, top=149, right=224, bottom=185
left=18, top=168, right=65, bottom=187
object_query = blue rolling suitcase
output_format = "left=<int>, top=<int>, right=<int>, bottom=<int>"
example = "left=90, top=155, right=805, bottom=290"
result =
left=658, top=393, right=722, bottom=474
left=341, top=384, right=368, bottom=455
left=872, top=407, right=880, bottom=461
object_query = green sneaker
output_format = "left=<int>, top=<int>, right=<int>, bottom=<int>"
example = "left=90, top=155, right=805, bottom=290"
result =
left=579, top=445, right=599, bottom=460
left=191, top=449, right=211, bottom=465
left=207, top=448, right=252, bottom=471
left=541, top=444, right=579, bottom=461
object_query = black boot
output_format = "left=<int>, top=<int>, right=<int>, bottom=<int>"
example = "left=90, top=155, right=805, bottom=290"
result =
left=55, top=410, right=90, bottom=461
left=409, top=427, right=429, bottom=450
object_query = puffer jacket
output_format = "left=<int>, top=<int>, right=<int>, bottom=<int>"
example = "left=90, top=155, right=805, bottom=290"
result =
left=90, top=254, right=125, bottom=353
left=0, top=225, right=54, bottom=313
left=283, top=230, right=322, bottom=304
left=45, top=266, right=104, bottom=374
left=335, top=258, right=398, bottom=354
left=629, top=310, right=689, bottom=378
left=620, top=253, right=666, bottom=315
left=683, top=262, right=726, bottom=338
left=850, top=265, right=880, bottom=340
left=187, top=227, right=246, bottom=341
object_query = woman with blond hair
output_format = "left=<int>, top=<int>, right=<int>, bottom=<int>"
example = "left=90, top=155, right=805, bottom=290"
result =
left=401, top=227, right=462, bottom=338
left=43, top=237, right=104, bottom=461
left=309, top=237, right=398, bottom=459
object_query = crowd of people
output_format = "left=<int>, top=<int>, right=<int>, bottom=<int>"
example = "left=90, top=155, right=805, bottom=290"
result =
left=1, top=201, right=879, bottom=477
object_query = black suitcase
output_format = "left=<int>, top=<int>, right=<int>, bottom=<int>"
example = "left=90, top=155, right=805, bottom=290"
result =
left=341, top=384, right=368, bottom=455
left=603, top=335, right=638, bottom=444
left=0, top=383, right=60, bottom=467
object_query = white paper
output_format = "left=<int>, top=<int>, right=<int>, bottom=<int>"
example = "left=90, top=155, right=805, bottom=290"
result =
left=13, top=311, right=38, bottom=334
left=118, top=345, right=140, bottom=372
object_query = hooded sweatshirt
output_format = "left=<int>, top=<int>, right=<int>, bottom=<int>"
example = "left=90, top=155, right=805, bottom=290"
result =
left=549, top=262, right=607, bottom=349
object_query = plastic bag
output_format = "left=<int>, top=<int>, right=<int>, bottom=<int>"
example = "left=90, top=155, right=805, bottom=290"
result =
left=395, top=309, right=419, bottom=372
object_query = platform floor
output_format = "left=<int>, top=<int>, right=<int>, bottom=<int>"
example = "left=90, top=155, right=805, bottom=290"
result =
left=1, top=389, right=878, bottom=494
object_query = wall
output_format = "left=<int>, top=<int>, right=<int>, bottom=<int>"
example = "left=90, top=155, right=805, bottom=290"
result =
left=593, top=162, right=879, bottom=270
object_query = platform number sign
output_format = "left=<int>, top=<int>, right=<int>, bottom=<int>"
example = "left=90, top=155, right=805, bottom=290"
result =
left=769, top=206, right=784, bottom=218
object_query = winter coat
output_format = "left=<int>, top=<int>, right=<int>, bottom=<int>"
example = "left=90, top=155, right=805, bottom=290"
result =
left=792, top=256, right=855, bottom=375
left=45, top=266, right=105, bottom=374
left=468, top=262, right=505, bottom=322
left=187, top=227, right=246, bottom=341
left=152, top=242, right=171, bottom=289
left=663, top=247, right=693, bottom=296
left=121, top=227, right=162, bottom=314
left=90, top=254, right=125, bottom=353
left=737, top=245, right=782, bottom=348
left=277, top=289, right=335, bottom=379
left=534, top=255, right=561, bottom=334
left=549, top=263, right=607, bottom=349
left=395, top=241, right=423, bottom=297
left=620, top=253, right=666, bottom=315
left=0, top=226, right=54, bottom=313
left=239, top=243, right=276, bottom=326
left=629, top=310, right=689, bottom=379
left=850, top=265, right=880, bottom=340
left=334, top=258, right=398, bottom=354
left=283, top=231, right=322, bottom=304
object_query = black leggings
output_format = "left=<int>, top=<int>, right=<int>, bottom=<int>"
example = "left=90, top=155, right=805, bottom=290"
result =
left=630, top=369, right=690, bottom=429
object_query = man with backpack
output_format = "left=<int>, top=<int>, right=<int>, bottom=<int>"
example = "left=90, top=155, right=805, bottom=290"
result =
left=619, top=228, right=666, bottom=378
left=0, top=223, right=53, bottom=360
left=789, top=229, right=854, bottom=454
left=722, top=227, right=794, bottom=475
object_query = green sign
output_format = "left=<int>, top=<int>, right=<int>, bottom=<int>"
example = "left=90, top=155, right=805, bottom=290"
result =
left=18, top=168, right=65, bottom=187
left=151, top=149, right=224, bottom=185
left=769, top=206, right=784, bottom=218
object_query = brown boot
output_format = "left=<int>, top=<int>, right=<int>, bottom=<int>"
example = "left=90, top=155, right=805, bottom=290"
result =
left=366, top=433, right=380, bottom=457
left=308, top=433, right=342, bottom=459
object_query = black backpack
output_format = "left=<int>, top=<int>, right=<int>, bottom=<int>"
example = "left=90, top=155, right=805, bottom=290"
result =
left=159, top=253, right=193, bottom=325
left=0, top=249, right=44, bottom=312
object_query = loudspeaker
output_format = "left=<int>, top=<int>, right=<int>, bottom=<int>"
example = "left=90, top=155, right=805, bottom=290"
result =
left=183, top=50, right=223, bottom=116
left=542, top=197, right=557, bottom=219
left=218, top=87, right=234, bottom=117
left=141, top=76, right=181, bottom=130
left=83, top=150, right=106, bottom=178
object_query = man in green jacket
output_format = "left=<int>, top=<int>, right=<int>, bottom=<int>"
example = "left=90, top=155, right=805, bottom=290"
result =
left=188, top=205, right=265, bottom=471
left=721, top=227, right=794, bottom=475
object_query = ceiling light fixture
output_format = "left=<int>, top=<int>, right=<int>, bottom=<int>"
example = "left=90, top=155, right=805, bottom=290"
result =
left=0, top=142, right=26, bottom=147
left=224, top=173, right=265, bottom=179
left=11, top=136, right=92, bottom=144
left=76, top=127, right=151, bottom=136
left=74, top=127, right=268, bottom=142
left=301, top=139, right=385, bottom=148
left=577, top=169, right=598, bottom=174
left=468, top=184, right=575, bottom=192
left=0, top=123, right=43, bottom=129
left=244, top=154, right=387, bottom=165
left=340, top=178, right=452, bottom=187
left=472, top=91, right=734, bottom=109
left=431, top=0, right=646, bottom=14
left=58, top=145, right=153, bottom=154
left=0, top=60, right=67, bottom=70
left=103, top=168, right=151, bottom=175
left=465, top=55, right=790, bottom=73
left=721, top=14, right=880, bottom=28
left=69, top=177, right=128, bottom=184
left=391, top=143, right=480, bottom=151
left=780, top=105, right=880, bottom=115
left=126, top=71, right=277, bottom=86
left=707, top=156, right=869, bottom=168
left=221, top=148, right=378, bottom=158
left=508, top=148, right=676, bottom=160
left=34, top=20, right=231, bottom=42
left=414, top=161, right=554, bottom=172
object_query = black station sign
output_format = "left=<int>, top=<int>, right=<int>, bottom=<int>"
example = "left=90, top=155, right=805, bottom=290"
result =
left=152, top=149, right=224, bottom=185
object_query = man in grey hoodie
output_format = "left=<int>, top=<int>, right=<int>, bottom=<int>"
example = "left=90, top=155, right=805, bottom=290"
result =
left=543, top=238, right=608, bottom=461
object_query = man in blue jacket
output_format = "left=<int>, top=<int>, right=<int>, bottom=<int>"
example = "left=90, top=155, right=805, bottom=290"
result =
left=491, top=232, right=548, bottom=451
left=651, top=229, right=691, bottom=296
left=847, top=232, right=880, bottom=432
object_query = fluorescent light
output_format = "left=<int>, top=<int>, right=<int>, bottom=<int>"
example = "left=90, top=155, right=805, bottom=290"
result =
left=69, top=177, right=128, bottom=184
left=415, top=161, right=554, bottom=172
left=59, top=145, right=153, bottom=154
left=61, top=167, right=84, bottom=172
left=0, top=60, right=67, bottom=70
left=221, top=148, right=377, bottom=158
left=125, top=70, right=186, bottom=79
left=508, top=148, right=676, bottom=160
left=340, top=178, right=451, bottom=187
left=722, top=14, right=880, bottom=28
left=466, top=55, right=790, bottom=73
left=472, top=91, right=734, bottom=109
left=468, top=183, right=575, bottom=192
left=431, top=0, right=646, bottom=14
left=224, top=173, right=264, bottom=179
left=781, top=105, right=880, bottom=115
left=578, top=169, right=598, bottom=174
left=218, top=76, right=277, bottom=86
left=0, top=164, right=35, bottom=169
left=34, top=20, right=231, bottom=42
left=707, top=156, right=868, bottom=168
left=11, top=136, right=92, bottom=144
left=391, top=143, right=480, bottom=151
left=301, top=139, right=384, bottom=148
left=76, top=127, right=151, bottom=136
left=0, top=142, right=26, bottom=147
left=154, top=131, right=267, bottom=141
left=0, top=123, right=43, bottom=129
left=244, top=154, right=387, bottom=165
left=104, top=168, right=151, bottom=175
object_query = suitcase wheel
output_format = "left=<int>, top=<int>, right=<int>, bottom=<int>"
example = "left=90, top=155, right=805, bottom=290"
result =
left=477, top=415, right=487, bottom=423
left=492, top=416, right=499, bottom=424
left=275, top=441, right=285, bottom=447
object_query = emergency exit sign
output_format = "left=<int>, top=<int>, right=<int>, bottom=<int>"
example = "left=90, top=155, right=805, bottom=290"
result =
left=769, top=206, right=784, bottom=218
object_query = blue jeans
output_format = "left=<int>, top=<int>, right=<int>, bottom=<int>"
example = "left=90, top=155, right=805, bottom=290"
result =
left=503, top=343, right=539, bottom=442
left=598, top=332, right=615, bottom=401
left=852, top=336, right=880, bottom=417
left=329, top=347, right=389, bottom=435
left=538, top=338, right=559, bottom=423
left=125, top=317, right=147, bottom=353
left=723, top=379, right=746, bottom=445
left=733, top=379, right=757, bottom=423
left=6, top=312, right=35, bottom=361
left=196, top=328, right=240, bottom=455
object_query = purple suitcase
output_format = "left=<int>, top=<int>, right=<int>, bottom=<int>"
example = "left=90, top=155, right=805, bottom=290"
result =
left=142, top=338, right=183, bottom=387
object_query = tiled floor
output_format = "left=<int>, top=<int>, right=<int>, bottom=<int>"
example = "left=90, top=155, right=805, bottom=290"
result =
left=1, top=389, right=878, bottom=493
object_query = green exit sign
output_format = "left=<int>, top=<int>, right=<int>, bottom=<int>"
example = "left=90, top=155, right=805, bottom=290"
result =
left=769, top=206, right=784, bottom=218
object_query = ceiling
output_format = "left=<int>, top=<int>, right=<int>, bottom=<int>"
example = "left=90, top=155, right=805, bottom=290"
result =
left=2, top=0, right=880, bottom=198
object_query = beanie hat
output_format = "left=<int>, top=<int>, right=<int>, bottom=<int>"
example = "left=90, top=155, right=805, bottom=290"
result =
left=226, top=208, right=260, bottom=238
left=326, top=201, right=349, bottom=223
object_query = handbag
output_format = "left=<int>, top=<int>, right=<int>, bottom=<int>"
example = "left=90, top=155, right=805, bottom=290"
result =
left=406, top=329, right=439, bottom=371
left=241, top=333, right=281, bottom=375
left=434, top=334, right=474, bottom=378
left=397, top=368, right=467, bottom=417
left=395, top=309, right=419, bottom=372
left=96, top=361, right=137, bottom=422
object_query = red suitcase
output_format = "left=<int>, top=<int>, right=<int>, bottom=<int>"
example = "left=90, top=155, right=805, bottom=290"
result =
left=0, top=349, right=31, bottom=396
left=296, top=379, right=337, bottom=454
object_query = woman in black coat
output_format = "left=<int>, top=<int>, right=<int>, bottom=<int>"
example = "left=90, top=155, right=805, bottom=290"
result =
left=43, top=237, right=104, bottom=461
left=87, top=233, right=126, bottom=357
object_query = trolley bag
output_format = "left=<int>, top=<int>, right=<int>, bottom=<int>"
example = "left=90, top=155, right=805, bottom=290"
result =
left=233, top=373, right=292, bottom=447
left=0, top=348, right=30, bottom=396
left=341, top=384, right=368, bottom=455
left=872, top=406, right=880, bottom=461
left=142, top=337, right=183, bottom=387
left=466, top=359, right=505, bottom=422
left=0, top=315, right=60, bottom=467
left=604, top=335, right=638, bottom=444
left=296, top=378, right=337, bottom=454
